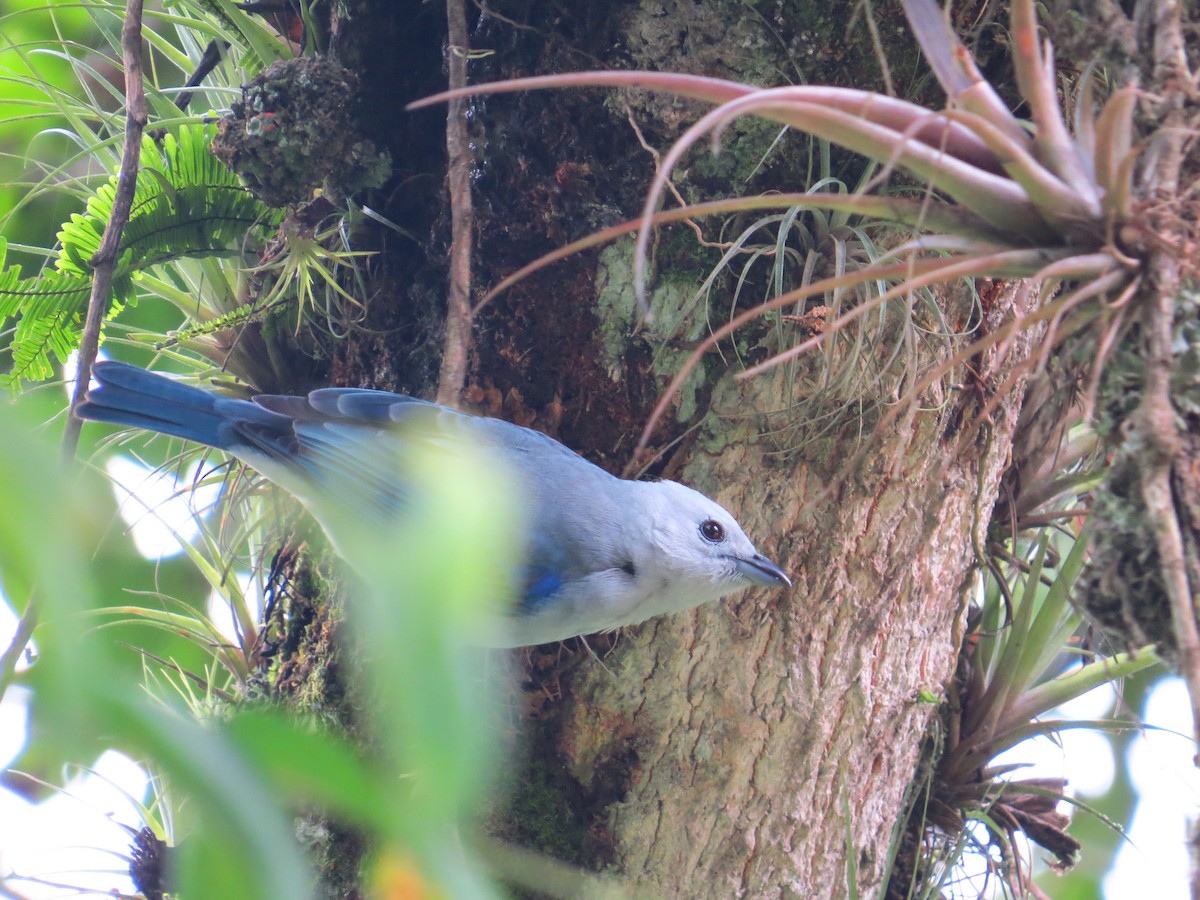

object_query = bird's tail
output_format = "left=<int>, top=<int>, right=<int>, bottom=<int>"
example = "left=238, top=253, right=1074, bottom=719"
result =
left=77, top=361, right=287, bottom=451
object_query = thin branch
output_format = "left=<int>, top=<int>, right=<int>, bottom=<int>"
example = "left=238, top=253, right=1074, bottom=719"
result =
left=1149, top=0, right=1193, bottom=95
left=1137, top=278, right=1199, bottom=754
left=1135, top=0, right=1197, bottom=759
left=0, top=590, right=37, bottom=706
left=435, top=0, right=475, bottom=406
left=62, top=0, right=148, bottom=459
left=175, top=38, right=228, bottom=112
left=858, top=0, right=895, bottom=97
left=1139, top=0, right=1200, bottom=763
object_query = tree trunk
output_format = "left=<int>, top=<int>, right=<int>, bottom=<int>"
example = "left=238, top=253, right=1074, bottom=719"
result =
left=307, top=1, right=1046, bottom=895
left=532, top=313, right=1035, bottom=896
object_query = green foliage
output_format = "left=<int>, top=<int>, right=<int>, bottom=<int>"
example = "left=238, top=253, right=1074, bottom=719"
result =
left=0, top=123, right=280, bottom=388
left=0, top=404, right=314, bottom=897
left=898, top=528, right=1161, bottom=896
left=0, top=0, right=322, bottom=392
left=0, top=2, right=468, bottom=895
left=0, top=0, right=651, bottom=897
left=56, top=125, right=274, bottom=277
left=0, top=400, right=525, bottom=898
left=0, top=254, right=94, bottom=384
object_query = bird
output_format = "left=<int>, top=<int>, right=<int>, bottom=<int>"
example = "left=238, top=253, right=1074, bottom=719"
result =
left=77, top=361, right=790, bottom=646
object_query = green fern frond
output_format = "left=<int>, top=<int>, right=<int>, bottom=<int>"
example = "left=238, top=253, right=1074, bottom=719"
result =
left=158, top=292, right=285, bottom=350
left=56, top=123, right=278, bottom=280
left=1, top=122, right=280, bottom=388
left=0, top=249, right=88, bottom=385
left=9, top=307, right=76, bottom=385
left=0, top=246, right=86, bottom=320
left=0, top=255, right=133, bottom=387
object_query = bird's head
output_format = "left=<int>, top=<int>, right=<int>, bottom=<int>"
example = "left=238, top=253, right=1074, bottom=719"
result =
left=641, top=480, right=791, bottom=601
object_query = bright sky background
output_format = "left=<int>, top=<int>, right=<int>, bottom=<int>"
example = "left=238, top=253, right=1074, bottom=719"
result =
left=0, top=397, right=1197, bottom=896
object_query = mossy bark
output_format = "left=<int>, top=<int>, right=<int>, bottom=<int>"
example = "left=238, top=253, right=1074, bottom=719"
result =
left=274, top=1, right=1043, bottom=896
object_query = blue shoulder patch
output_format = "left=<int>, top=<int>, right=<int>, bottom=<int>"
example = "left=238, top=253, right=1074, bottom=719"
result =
left=520, top=569, right=563, bottom=611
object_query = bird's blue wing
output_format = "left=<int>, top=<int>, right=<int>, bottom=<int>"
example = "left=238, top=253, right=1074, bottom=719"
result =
left=248, top=389, right=480, bottom=517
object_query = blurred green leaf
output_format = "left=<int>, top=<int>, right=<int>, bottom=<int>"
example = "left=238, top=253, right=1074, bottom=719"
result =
left=322, top=434, right=519, bottom=897
left=224, top=709, right=388, bottom=828
left=0, top=403, right=316, bottom=899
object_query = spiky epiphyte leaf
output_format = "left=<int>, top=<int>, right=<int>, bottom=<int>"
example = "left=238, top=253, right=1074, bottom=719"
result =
left=908, top=528, right=1159, bottom=894
left=408, top=0, right=1144, bottom=469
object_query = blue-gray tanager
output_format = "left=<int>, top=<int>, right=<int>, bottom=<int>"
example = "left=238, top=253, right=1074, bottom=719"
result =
left=78, top=362, right=790, bottom=646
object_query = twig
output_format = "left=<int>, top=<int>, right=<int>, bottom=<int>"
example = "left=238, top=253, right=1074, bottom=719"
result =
left=1141, top=0, right=1200, bottom=737
left=1135, top=216, right=1200, bottom=900
left=1137, top=277, right=1199, bottom=756
left=0, top=590, right=37, bottom=705
left=858, top=0, right=895, bottom=97
left=623, top=103, right=730, bottom=252
left=1134, top=6, right=1200, bottom=893
left=175, top=38, right=227, bottom=112
left=435, top=0, right=474, bottom=406
left=1136, top=0, right=1200, bottom=755
left=62, top=0, right=148, bottom=459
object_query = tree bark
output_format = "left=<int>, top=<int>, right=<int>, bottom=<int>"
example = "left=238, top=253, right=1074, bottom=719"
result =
left=315, top=1, right=1046, bottom=896
left=534, top=281, right=1038, bottom=896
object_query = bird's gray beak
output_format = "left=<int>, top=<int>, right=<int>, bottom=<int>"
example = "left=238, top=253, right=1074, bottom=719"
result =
left=734, top=553, right=791, bottom=589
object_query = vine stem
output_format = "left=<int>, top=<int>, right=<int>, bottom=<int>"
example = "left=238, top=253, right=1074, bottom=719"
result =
left=435, top=0, right=474, bottom=406
left=62, top=0, right=148, bottom=458
left=1137, top=0, right=1198, bottom=755
left=1135, top=0, right=1200, bottom=893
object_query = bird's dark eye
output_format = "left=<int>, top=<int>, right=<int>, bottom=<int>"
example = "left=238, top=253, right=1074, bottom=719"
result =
left=699, top=519, right=726, bottom=543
